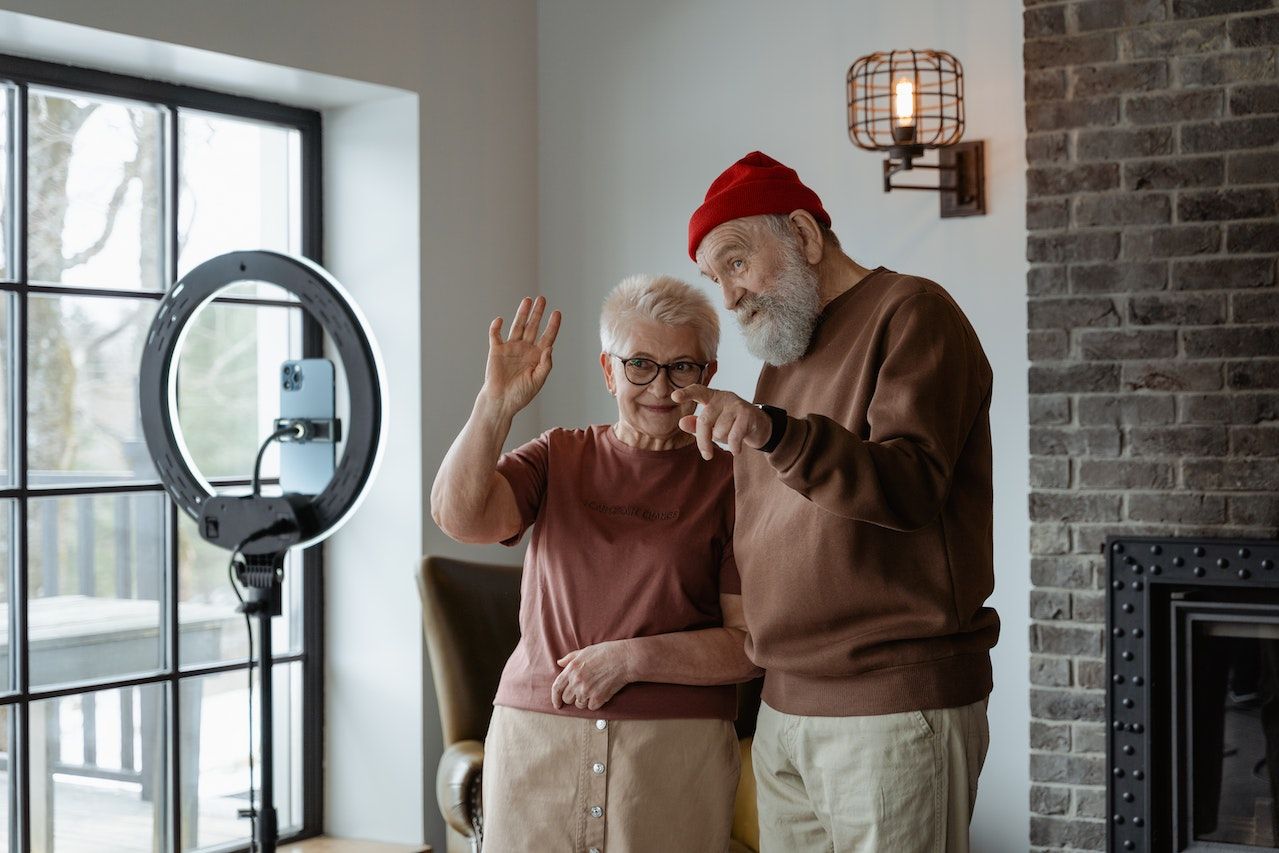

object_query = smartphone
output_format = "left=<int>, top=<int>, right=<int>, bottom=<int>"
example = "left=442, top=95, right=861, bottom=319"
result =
left=279, top=358, right=336, bottom=495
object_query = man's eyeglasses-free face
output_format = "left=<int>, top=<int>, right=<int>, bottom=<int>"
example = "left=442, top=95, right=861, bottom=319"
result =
left=609, top=354, right=708, bottom=388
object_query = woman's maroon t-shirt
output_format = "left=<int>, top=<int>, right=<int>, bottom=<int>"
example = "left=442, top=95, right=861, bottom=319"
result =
left=494, top=424, right=739, bottom=720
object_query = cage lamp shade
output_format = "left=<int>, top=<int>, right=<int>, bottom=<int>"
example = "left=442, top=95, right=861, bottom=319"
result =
left=847, top=49, right=965, bottom=154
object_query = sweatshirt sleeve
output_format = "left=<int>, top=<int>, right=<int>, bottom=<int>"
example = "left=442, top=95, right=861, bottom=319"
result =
left=765, top=292, right=991, bottom=531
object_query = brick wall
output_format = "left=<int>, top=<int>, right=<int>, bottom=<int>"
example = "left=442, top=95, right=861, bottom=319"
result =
left=1024, top=1, right=1279, bottom=849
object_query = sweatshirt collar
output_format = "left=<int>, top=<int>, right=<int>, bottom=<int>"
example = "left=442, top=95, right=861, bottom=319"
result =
left=816, top=266, right=890, bottom=324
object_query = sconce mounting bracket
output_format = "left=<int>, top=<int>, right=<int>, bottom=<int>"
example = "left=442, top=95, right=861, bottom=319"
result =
left=881, top=140, right=986, bottom=218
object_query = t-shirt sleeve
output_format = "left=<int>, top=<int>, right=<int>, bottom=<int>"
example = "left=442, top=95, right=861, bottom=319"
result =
left=718, top=535, right=741, bottom=595
left=495, top=429, right=552, bottom=547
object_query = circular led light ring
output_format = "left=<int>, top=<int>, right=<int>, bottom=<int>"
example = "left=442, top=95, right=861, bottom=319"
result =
left=140, top=250, right=386, bottom=549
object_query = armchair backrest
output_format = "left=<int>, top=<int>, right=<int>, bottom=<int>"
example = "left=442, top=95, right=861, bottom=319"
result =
left=418, top=555, right=523, bottom=747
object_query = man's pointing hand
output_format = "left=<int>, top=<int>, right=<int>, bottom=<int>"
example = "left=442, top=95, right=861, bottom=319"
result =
left=671, top=384, right=773, bottom=460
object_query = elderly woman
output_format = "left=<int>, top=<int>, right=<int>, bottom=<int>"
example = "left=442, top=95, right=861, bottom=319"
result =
left=431, top=275, right=759, bottom=853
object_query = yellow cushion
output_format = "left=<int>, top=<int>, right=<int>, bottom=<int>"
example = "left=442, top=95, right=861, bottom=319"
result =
left=731, top=736, right=759, bottom=852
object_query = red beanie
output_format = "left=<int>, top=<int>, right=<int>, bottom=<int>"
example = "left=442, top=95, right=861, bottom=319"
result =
left=688, top=151, right=831, bottom=261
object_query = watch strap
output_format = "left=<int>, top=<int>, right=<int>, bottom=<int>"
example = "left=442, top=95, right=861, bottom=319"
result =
left=758, top=404, right=788, bottom=453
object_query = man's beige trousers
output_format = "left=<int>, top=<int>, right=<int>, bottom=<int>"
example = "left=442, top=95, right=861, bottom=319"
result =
left=752, top=698, right=990, bottom=853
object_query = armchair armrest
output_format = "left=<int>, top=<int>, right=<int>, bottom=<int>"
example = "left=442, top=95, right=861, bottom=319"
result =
left=437, top=739, right=485, bottom=840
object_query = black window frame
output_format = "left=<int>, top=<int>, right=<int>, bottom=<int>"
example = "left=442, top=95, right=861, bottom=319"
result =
left=0, top=52, right=325, bottom=852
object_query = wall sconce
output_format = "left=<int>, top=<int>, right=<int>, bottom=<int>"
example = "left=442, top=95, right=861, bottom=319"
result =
left=847, top=49, right=986, bottom=218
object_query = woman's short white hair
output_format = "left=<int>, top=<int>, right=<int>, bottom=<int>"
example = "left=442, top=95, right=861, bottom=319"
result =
left=600, top=274, right=720, bottom=361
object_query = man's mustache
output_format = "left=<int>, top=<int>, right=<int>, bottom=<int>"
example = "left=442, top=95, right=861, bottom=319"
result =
left=736, top=294, right=761, bottom=314
left=735, top=295, right=772, bottom=325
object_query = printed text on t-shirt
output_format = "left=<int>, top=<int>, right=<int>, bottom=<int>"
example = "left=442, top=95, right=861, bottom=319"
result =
left=583, top=500, right=680, bottom=522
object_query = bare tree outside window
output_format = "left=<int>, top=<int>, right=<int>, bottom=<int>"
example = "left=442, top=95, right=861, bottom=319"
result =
left=27, top=91, right=162, bottom=485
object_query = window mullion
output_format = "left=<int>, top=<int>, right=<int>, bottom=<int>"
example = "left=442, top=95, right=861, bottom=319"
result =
left=298, top=107, right=323, bottom=838
left=166, top=500, right=180, bottom=853
left=13, top=79, right=25, bottom=490
left=13, top=503, right=28, bottom=853
left=12, top=78, right=30, bottom=853
left=162, top=101, right=182, bottom=853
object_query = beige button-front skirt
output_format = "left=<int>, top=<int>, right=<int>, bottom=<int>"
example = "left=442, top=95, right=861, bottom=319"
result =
left=481, top=705, right=740, bottom=853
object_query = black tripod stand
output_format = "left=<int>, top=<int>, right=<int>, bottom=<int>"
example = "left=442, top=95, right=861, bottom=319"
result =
left=235, top=550, right=287, bottom=853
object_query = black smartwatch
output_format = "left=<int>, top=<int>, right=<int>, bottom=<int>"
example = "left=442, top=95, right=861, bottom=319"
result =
left=758, top=404, right=788, bottom=453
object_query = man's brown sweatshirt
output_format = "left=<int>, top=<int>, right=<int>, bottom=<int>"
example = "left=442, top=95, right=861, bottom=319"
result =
left=738, top=267, right=999, bottom=716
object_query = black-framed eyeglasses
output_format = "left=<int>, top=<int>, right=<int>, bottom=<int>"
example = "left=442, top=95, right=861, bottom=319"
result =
left=609, top=353, right=708, bottom=388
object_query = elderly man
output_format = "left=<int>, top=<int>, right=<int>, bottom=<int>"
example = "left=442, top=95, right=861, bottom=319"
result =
left=673, top=151, right=998, bottom=853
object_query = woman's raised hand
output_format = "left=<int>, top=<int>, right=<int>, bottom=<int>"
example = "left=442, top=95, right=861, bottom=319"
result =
left=480, top=296, right=561, bottom=416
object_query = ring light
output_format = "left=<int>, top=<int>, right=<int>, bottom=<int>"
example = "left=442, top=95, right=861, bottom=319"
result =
left=140, top=249, right=386, bottom=552
left=139, top=249, right=386, bottom=853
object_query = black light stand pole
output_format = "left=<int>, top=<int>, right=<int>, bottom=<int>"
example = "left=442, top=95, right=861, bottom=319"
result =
left=237, top=552, right=286, bottom=853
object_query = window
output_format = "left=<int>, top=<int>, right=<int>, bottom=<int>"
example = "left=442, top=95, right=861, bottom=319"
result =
left=0, top=55, right=323, bottom=851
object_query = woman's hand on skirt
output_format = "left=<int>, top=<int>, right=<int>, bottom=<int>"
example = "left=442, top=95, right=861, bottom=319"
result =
left=552, top=641, right=633, bottom=711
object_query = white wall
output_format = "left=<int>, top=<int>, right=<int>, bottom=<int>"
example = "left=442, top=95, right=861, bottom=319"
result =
left=323, top=94, right=426, bottom=841
left=0, top=2, right=538, bottom=848
left=536, top=1, right=1029, bottom=849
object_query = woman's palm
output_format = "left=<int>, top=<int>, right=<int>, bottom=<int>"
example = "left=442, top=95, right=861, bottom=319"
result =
left=484, top=296, right=561, bottom=413
left=488, top=338, right=548, bottom=404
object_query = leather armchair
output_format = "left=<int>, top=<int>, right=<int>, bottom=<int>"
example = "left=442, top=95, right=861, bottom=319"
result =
left=419, top=556, right=522, bottom=853
left=418, top=555, right=763, bottom=853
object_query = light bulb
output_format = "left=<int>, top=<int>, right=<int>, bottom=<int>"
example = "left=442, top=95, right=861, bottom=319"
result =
left=894, top=77, right=915, bottom=128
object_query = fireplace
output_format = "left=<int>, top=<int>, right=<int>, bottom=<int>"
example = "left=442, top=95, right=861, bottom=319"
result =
left=1108, top=537, right=1279, bottom=852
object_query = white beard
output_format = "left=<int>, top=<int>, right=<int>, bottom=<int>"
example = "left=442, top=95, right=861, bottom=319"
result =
left=735, top=241, right=821, bottom=366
